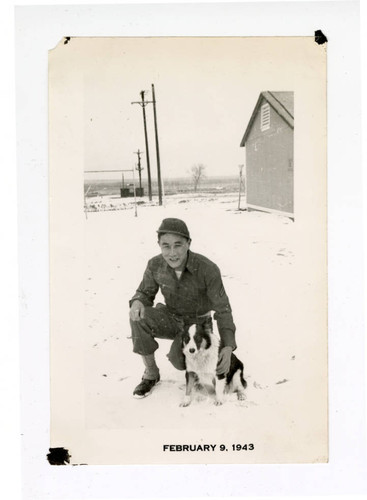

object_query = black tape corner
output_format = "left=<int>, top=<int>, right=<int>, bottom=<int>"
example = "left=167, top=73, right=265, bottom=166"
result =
left=64, top=37, right=71, bottom=45
left=47, top=447, right=71, bottom=465
left=314, top=30, right=328, bottom=45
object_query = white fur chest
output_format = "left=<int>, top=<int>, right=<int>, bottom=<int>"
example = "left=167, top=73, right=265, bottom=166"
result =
left=183, top=333, right=220, bottom=377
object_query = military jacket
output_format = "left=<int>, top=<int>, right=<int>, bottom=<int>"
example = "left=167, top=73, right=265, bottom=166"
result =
left=130, top=250, right=237, bottom=349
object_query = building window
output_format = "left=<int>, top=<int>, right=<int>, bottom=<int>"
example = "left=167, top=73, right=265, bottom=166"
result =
left=260, top=103, right=270, bottom=131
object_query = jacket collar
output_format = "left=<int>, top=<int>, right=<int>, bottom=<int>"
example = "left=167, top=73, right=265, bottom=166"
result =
left=185, top=250, right=197, bottom=274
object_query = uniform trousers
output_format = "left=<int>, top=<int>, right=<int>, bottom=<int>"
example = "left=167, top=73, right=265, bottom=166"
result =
left=130, top=304, right=188, bottom=370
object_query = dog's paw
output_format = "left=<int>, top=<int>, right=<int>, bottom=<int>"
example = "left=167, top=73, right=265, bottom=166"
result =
left=237, top=392, right=247, bottom=401
left=214, top=399, right=223, bottom=406
left=179, top=401, right=191, bottom=407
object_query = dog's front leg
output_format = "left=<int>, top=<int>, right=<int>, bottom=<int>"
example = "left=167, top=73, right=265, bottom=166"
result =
left=214, top=375, right=226, bottom=406
left=180, top=371, right=196, bottom=407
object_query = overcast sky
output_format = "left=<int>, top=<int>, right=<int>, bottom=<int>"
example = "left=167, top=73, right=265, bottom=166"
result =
left=81, top=37, right=305, bottom=180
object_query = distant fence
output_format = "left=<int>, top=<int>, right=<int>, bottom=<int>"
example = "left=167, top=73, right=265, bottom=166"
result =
left=84, top=176, right=239, bottom=198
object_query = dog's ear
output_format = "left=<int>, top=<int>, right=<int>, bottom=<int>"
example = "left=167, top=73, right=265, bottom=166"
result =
left=181, top=329, right=190, bottom=346
left=203, top=316, right=213, bottom=334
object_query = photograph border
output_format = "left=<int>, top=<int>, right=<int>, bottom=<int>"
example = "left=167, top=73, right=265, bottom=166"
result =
left=12, top=1, right=366, bottom=498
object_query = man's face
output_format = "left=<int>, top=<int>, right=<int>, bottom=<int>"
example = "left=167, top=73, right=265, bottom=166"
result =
left=159, top=233, right=190, bottom=270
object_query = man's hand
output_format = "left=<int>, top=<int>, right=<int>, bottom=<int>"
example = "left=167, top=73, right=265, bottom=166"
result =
left=216, top=346, right=233, bottom=376
left=129, top=300, right=145, bottom=321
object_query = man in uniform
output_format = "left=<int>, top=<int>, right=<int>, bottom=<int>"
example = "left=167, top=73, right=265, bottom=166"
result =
left=129, top=217, right=237, bottom=398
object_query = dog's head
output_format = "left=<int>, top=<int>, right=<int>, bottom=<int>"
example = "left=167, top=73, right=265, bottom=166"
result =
left=182, top=317, right=213, bottom=356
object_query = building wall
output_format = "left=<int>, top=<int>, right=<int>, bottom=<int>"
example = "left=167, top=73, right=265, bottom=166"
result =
left=245, top=97, right=294, bottom=214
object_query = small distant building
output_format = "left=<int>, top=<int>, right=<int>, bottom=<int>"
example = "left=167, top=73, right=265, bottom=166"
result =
left=240, top=91, right=294, bottom=217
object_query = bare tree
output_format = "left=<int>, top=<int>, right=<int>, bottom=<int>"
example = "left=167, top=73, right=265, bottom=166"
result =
left=191, top=163, right=206, bottom=192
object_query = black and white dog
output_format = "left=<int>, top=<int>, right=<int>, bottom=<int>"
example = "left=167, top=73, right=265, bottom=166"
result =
left=180, top=317, right=247, bottom=406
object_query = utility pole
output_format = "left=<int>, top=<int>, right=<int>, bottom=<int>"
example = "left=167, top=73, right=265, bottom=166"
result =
left=131, top=91, right=153, bottom=201
left=238, top=164, right=244, bottom=210
left=134, top=149, right=144, bottom=191
left=151, top=84, right=163, bottom=206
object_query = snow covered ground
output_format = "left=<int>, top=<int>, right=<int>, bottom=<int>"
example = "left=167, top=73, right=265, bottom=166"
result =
left=80, top=192, right=327, bottom=463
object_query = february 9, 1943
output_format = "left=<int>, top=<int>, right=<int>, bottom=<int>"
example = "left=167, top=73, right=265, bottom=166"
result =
left=163, top=444, right=255, bottom=452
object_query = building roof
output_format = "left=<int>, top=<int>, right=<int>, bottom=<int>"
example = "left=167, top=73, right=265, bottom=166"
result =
left=240, top=91, right=294, bottom=147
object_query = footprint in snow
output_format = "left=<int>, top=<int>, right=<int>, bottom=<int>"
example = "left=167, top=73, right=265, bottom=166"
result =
left=236, top=400, right=257, bottom=408
left=276, top=379, right=289, bottom=385
left=253, top=381, right=268, bottom=389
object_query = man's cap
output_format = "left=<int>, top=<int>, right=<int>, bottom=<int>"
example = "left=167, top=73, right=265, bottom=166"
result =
left=157, top=218, right=191, bottom=239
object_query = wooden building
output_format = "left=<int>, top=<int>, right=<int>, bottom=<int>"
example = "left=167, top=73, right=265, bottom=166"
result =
left=240, top=91, right=294, bottom=217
